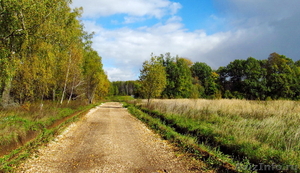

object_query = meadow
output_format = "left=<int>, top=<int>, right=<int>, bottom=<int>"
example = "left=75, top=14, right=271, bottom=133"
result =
left=138, top=99, right=300, bottom=168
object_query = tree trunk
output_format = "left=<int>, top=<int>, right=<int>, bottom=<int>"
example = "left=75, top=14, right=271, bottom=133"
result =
left=1, top=77, right=12, bottom=107
left=53, top=89, right=56, bottom=101
left=147, top=95, right=151, bottom=107
left=60, top=57, right=71, bottom=104
left=68, top=76, right=76, bottom=104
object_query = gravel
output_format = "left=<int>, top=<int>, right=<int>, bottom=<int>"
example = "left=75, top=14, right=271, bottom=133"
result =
left=17, top=102, right=203, bottom=173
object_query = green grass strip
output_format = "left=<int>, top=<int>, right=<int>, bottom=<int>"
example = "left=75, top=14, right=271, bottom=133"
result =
left=124, top=103, right=246, bottom=173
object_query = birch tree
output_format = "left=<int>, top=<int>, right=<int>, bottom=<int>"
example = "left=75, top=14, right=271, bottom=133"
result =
left=139, top=56, right=166, bottom=105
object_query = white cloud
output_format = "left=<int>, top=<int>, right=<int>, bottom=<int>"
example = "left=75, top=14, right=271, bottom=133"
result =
left=89, top=16, right=299, bottom=81
left=75, top=1, right=300, bottom=81
left=169, top=2, right=182, bottom=15
left=85, top=19, right=233, bottom=80
left=123, top=16, right=146, bottom=24
left=71, top=0, right=181, bottom=19
left=166, top=16, right=182, bottom=23
left=104, top=67, right=137, bottom=81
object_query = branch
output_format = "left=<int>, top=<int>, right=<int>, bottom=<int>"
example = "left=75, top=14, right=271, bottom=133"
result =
left=1, top=29, right=24, bottom=42
left=19, top=11, right=26, bottom=31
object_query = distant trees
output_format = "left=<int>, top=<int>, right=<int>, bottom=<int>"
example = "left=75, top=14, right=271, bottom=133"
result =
left=191, top=62, right=219, bottom=98
left=265, top=53, right=298, bottom=99
left=173, top=58, right=193, bottom=98
left=161, top=53, right=193, bottom=98
left=160, top=53, right=176, bottom=98
left=134, top=52, right=299, bottom=100
left=243, top=57, right=268, bottom=100
left=109, top=81, right=140, bottom=97
left=217, top=58, right=268, bottom=99
left=0, top=1, right=109, bottom=107
left=217, top=52, right=299, bottom=100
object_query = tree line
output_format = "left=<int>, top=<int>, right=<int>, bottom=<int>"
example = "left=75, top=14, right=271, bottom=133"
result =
left=0, top=0, right=109, bottom=107
left=111, top=52, right=300, bottom=100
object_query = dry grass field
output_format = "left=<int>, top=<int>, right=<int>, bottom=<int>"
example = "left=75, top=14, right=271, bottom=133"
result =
left=141, top=99, right=300, bottom=167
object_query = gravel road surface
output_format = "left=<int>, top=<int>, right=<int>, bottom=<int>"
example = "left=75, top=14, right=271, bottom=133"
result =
left=17, top=102, right=203, bottom=173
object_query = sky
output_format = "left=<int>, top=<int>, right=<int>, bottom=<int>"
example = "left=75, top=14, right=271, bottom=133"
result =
left=71, top=0, right=300, bottom=81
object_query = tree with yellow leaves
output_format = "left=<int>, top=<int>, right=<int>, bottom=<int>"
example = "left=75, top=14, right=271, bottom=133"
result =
left=139, top=56, right=166, bottom=105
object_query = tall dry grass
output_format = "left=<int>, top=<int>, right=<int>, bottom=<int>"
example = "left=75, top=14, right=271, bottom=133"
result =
left=143, top=99, right=300, bottom=165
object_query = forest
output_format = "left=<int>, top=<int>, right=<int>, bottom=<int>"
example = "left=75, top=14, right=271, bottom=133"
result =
left=111, top=52, right=300, bottom=100
left=0, top=0, right=109, bottom=107
left=1, top=0, right=299, bottom=107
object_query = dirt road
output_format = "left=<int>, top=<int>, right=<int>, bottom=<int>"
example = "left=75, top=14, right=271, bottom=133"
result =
left=17, top=102, right=202, bottom=173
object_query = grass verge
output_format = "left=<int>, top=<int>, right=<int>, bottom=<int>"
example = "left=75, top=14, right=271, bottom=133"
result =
left=0, top=101, right=98, bottom=172
left=124, top=102, right=246, bottom=173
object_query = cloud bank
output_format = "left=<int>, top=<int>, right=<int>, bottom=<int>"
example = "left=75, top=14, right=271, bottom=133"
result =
left=72, top=0, right=300, bottom=81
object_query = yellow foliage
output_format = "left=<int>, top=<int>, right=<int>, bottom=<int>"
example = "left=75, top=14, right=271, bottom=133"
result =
left=21, top=102, right=31, bottom=111
left=211, top=72, right=219, bottom=79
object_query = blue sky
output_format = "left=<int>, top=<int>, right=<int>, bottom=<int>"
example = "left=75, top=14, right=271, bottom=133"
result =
left=81, top=1, right=218, bottom=32
left=177, top=1, right=219, bottom=33
left=71, top=0, right=300, bottom=81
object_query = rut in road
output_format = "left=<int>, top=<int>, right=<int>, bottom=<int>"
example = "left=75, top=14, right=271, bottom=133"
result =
left=17, top=102, right=202, bottom=173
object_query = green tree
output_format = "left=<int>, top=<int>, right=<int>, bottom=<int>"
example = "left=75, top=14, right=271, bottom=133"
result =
left=266, top=52, right=296, bottom=99
left=139, top=56, right=166, bottom=105
left=243, top=57, right=268, bottom=100
left=207, top=71, right=220, bottom=98
left=191, top=62, right=219, bottom=97
left=82, top=46, right=106, bottom=104
left=0, top=0, right=83, bottom=105
left=95, top=72, right=110, bottom=100
left=161, top=53, right=177, bottom=98
left=191, top=62, right=212, bottom=86
left=161, top=53, right=193, bottom=98
left=0, top=0, right=109, bottom=106
left=227, top=59, right=246, bottom=95
left=0, top=0, right=52, bottom=106
left=175, top=57, right=193, bottom=98
left=295, top=60, right=300, bottom=67
left=293, top=60, right=300, bottom=99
